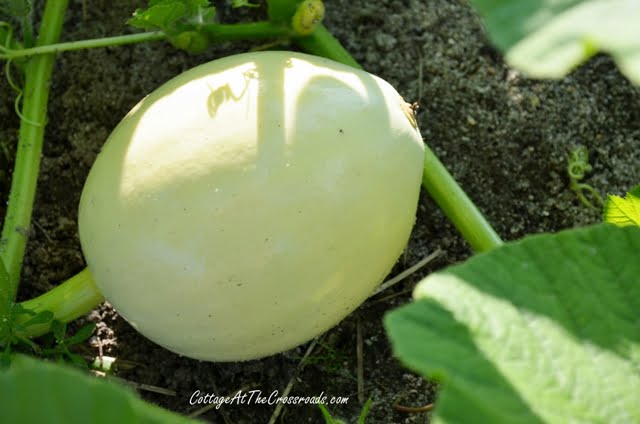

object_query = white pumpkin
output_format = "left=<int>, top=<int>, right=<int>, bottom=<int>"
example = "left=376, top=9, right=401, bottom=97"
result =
left=78, top=51, right=424, bottom=361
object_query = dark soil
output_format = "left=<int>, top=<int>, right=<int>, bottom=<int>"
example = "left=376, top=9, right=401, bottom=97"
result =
left=1, top=0, right=639, bottom=423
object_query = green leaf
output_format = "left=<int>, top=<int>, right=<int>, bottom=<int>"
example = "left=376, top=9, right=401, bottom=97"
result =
left=65, top=352, right=89, bottom=369
left=20, top=310, right=53, bottom=328
left=467, top=0, right=640, bottom=85
left=358, top=398, right=373, bottom=424
left=318, top=404, right=337, bottom=424
left=64, top=323, right=96, bottom=346
left=0, top=0, right=32, bottom=17
left=231, top=0, right=260, bottom=8
left=604, top=184, right=640, bottom=227
left=129, top=0, right=191, bottom=30
left=385, top=223, right=640, bottom=423
left=9, top=303, right=32, bottom=317
left=50, top=319, right=66, bottom=342
left=0, top=355, right=196, bottom=423
left=128, top=0, right=215, bottom=53
left=128, top=0, right=215, bottom=33
left=10, top=334, right=40, bottom=352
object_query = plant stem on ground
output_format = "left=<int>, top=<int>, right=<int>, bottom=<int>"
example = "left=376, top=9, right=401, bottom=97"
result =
left=19, top=269, right=103, bottom=338
left=0, top=23, right=291, bottom=60
left=294, top=25, right=361, bottom=69
left=200, top=21, right=290, bottom=43
left=0, top=0, right=70, bottom=301
left=420, top=145, right=502, bottom=252
left=0, top=31, right=165, bottom=59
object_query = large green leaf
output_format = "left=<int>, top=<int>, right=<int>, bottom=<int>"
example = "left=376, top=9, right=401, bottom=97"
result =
left=604, top=184, right=640, bottom=227
left=0, top=355, right=195, bottom=423
left=468, top=0, right=640, bottom=84
left=385, top=223, right=640, bottom=423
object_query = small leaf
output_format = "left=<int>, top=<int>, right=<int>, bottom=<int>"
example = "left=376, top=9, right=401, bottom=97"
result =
left=128, top=0, right=215, bottom=34
left=9, top=303, right=33, bottom=318
left=11, top=335, right=40, bottom=353
left=467, top=0, right=640, bottom=85
left=128, top=0, right=216, bottom=53
left=604, top=184, right=640, bottom=227
left=385, top=223, right=640, bottom=423
left=64, top=323, right=96, bottom=346
left=65, top=352, right=89, bottom=369
left=318, top=404, right=336, bottom=424
left=0, top=0, right=32, bottom=16
left=129, top=0, right=188, bottom=31
left=21, top=310, right=54, bottom=328
left=231, top=0, right=260, bottom=8
left=50, top=320, right=66, bottom=343
left=0, top=355, right=196, bottom=423
left=358, top=398, right=373, bottom=424
left=130, top=0, right=187, bottom=29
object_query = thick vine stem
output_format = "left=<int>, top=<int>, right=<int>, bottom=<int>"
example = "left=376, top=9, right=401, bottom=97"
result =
left=0, top=0, right=70, bottom=300
left=18, top=268, right=103, bottom=338
left=200, top=21, right=290, bottom=43
left=421, top=144, right=503, bottom=252
left=293, top=24, right=361, bottom=69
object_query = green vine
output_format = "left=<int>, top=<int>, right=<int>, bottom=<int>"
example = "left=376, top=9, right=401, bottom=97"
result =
left=0, top=0, right=70, bottom=302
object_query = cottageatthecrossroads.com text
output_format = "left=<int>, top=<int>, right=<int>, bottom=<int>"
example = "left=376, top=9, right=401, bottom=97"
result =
left=189, top=390, right=349, bottom=409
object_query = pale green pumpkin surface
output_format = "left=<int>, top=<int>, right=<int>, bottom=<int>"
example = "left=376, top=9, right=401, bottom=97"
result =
left=78, top=51, right=424, bottom=361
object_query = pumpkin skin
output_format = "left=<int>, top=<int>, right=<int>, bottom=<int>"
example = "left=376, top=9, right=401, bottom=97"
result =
left=78, top=51, right=424, bottom=361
